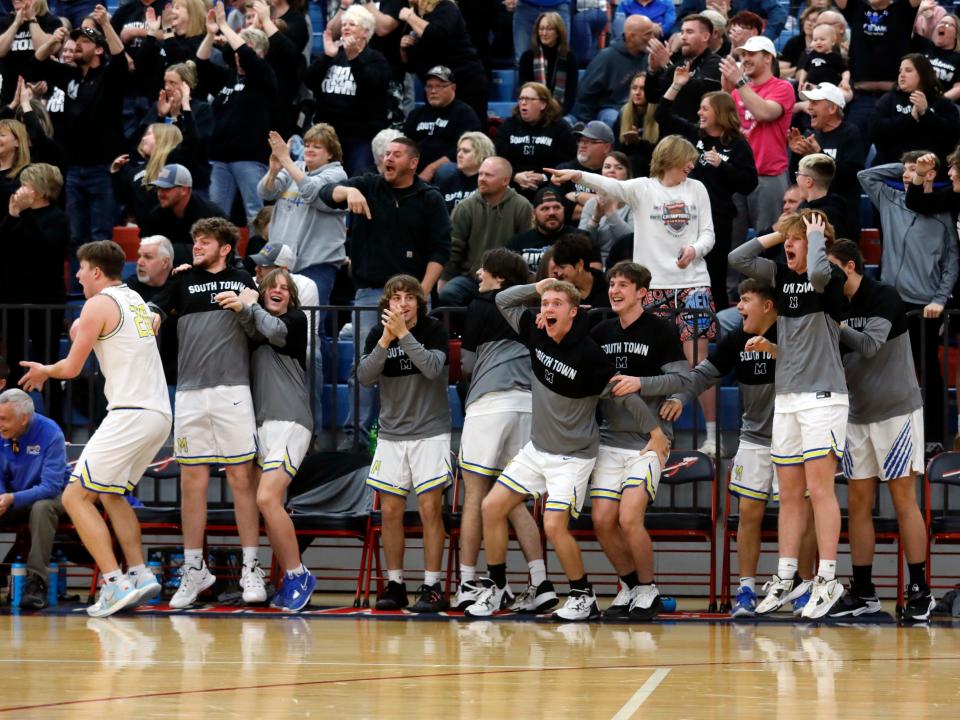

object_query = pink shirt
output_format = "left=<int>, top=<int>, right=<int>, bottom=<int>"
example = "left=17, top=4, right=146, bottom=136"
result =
left=734, top=75, right=795, bottom=177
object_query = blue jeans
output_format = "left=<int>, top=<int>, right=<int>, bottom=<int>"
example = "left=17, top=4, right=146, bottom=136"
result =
left=432, top=161, right=458, bottom=187
left=514, top=2, right=570, bottom=65
left=342, top=136, right=376, bottom=178
left=571, top=7, right=608, bottom=65
left=66, top=164, right=115, bottom=246
left=299, top=263, right=339, bottom=435
left=438, top=275, right=479, bottom=307
left=210, top=160, right=267, bottom=226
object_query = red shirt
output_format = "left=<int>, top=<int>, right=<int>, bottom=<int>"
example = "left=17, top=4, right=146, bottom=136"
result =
left=734, top=75, right=795, bottom=177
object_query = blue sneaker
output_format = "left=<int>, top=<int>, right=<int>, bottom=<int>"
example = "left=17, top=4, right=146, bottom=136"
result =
left=87, top=579, right=141, bottom=618
left=277, top=572, right=317, bottom=613
left=731, top=586, right=757, bottom=618
left=791, top=585, right=813, bottom=616
left=270, top=581, right=291, bottom=610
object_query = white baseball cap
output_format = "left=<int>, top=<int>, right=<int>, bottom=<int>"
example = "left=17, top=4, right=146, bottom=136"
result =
left=800, top=82, right=846, bottom=109
left=737, top=35, right=777, bottom=56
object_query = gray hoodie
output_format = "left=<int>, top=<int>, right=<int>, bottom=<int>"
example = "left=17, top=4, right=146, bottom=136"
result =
left=858, top=164, right=959, bottom=307
left=257, top=160, right=348, bottom=271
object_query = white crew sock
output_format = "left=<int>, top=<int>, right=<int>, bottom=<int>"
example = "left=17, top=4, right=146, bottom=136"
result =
left=184, top=549, right=204, bottom=568
left=127, top=564, right=146, bottom=577
left=424, top=570, right=442, bottom=587
left=242, top=547, right=259, bottom=568
left=387, top=569, right=403, bottom=584
left=739, top=576, right=755, bottom=592
left=777, top=557, right=798, bottom=583
left=529, top=559, right=547, bottom=587
left=705, top=422, right=717, bottom=443
left=460, top=565, right=476, bottom=583
left=817, top=559, right=837, bottom=582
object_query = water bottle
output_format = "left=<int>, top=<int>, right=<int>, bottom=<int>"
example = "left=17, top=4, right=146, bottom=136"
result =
left=11, top=559, right=26, bottom=609
left=661, top=596, right=677, bottom=613
left=368, top=421, right=378, bottom=456
left=147, top=560, right=163, bottom=605
left=683, top=289, right=713, bottom=337
left=47, top=563, right=58, bottom=607
left=57, top=558, right=68, bottom=600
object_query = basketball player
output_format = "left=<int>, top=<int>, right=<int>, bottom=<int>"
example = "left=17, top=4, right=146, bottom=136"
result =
left=20, top=241, right=171, bottom=617
left=466, top=278, right=669, bottom=621
left=358, top=275, right=452, bottom=613
left=220, top=268, right=317, bottom=612
left=455, top=248, right=556, bottom=614
left=148, top=218, right=263, bottom=608
left=826, top=241, right=934, bottom=621
left=729, top=210, right=849, bottom=619
left=588, top=261, right=688, bottom=620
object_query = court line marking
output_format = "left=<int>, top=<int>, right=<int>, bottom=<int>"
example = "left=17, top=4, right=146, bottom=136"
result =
left=611, top=668, right=670, bottom=719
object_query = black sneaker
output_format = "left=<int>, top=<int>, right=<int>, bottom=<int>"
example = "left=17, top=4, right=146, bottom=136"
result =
left=901, top=584, right=936, bottom=622
left=374, top=580, right=409, bottom=611
left=410, top=583, right=449, bottom=613
left=628, top=584, right=663, bottom=621
left=827, top=592, right=881, bottom=618
left=20, top=574, right=47, bottom=611
left=509, top=580, right=559, bottom=614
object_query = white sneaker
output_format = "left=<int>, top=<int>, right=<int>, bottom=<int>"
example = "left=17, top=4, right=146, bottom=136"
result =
left=801, top=576, right=845, bottom=619
left=131, top=570, right=162, bottom=604
left=509, top=580, right=558, bottom=614
left=169, top=563, right=216, bottom=609
left=241, top=561, right=268, bottom=603
left=628, top=584, right=662, bottom=620
left=86, top=579, right=140, bottom=618
left=697, top=439, right=717, bottom=457
left=453, top=580, right=485, bottom=611
left=464, top=579, right=508, bottom=618
left=554, top=589, right=600, bottom=622
left=755, top=575, right=794, bottom=615
left=604, top=584, right=640, bottom=618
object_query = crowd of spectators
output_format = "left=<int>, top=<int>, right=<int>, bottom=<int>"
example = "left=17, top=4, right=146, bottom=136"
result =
left=2, top=0, right=960, bottom=454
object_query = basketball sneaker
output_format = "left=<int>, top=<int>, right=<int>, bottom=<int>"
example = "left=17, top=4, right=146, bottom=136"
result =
left=800, top=576, right=845, bottom=619
left=453, top=580, right=485, bottom=611
left=604, top=584, right=640, bottom=619
left=628, top=584, right=662, bottom=620
left=276, top=572, right=317, bottom=613
left=731, top=585, right=757, bottom=618
left=240, top=561, right=268, bottom=603
left=410, top=583, right=449, bottom=613
left=827, top=591, right=881, bottom=618
left=901, top=584, right=936, bottom=622
left=464, top=579, right=509, bottom=618
left=790, top=581, right=813, bottom=616
left=554, top=588, right=600, bottom=621
left=509, top=580, right=558, bottom=614
left=374, top=580, right=409, bottom=610
left=169, top=562, right=216, bottom=609
left=755, top=575, right=794, bottom=614
left=131, top=570, right=162, bottom=604
left=87, top=579, right=141, bottom=618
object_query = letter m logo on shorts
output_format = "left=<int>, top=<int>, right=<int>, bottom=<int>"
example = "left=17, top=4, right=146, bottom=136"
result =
left=177, top=437, right=189, bottom=454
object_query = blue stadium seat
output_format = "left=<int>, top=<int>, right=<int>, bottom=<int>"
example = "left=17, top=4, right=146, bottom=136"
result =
left=674, top=385, right=741, bottom=430
left=321, top=384, right=351, bottom=427
left=449, top=385, right=464, bottom=428
left=489, top=70, right=516, bottom=102
left=863, top=264, right=880, bottom=280
left=859, top=194, right=875, bottom=229
left=488, top=101, right=515, bottom=119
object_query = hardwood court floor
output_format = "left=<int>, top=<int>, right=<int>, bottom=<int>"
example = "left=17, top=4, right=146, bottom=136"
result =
left=1, top=610, right=958, bottom=719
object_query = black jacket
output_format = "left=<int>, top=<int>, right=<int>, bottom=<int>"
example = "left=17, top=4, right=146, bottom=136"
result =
left=141, top=193, right=227, bottom=265
left=306, top=45, right=391, bottom=140
left=645, top=49, right=722, bottom=124
left=870, top=90, right=960, bottom=168
left=318, top=174, right=451, bottom=289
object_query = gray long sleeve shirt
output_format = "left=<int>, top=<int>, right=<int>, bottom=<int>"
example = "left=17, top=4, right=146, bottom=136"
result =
left=858, top=163, right=959, bottom=306
left=238, top=304, right=313, bottom=431
left=840, top=276, right=922, bottom=424
left=496, top=284, right=660, bottom=458
left=257, top=160, right=349, bottom=271
left=357, top=315, right=451, bottom=441
left=461, top=290, right=532, bottom=408
left=729, top=232, right=848, bottom=397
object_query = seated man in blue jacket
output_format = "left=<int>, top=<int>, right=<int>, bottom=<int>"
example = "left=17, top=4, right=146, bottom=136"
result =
left=0, top=389, right=68, bottom=610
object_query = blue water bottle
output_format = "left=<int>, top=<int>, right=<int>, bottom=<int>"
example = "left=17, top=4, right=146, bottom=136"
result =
left=661, top=596, right=677, bottom=612
left=46, top=563, right=58, bottom=607
left=147, top=560, right=163, bottom=605
left=57, top=556, right=68, bottom=600
left=11, top=559, right=26, bottom=609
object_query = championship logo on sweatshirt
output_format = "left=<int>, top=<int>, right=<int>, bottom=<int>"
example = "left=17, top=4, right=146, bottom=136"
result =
left=660, top=201, right=691, bottom=233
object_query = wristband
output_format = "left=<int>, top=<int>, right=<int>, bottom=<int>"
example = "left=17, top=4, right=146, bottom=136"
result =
left=735, top=76, right=749, bottom=89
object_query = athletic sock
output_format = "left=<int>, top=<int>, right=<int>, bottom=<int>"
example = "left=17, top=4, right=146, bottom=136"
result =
left=852, top=564, right=874, bottom=595
left=620, top=571, right=640, bottom=590
left=569, top=575, right=591, bottom=592
left=424, top=570, right=442, bottom=587
left=104, top=570, right=123, bottom=585
left=777, top=557, right=798, bottom=583
left=242, top=547, right=258, bottom=568
left=184, top=549, right=204, bottom=568
left=908, top=562, right=928, bottom=590
left=387, top=569, right=403, bottom=584
left=817, top=559, right=837, bottom=582
left=460, top=565, right=476, bottom=584
left=488, top=563, right=507, bottom=589
left=126, top=564, right=146, bottom=577
left=528, top=559, right=547, bottom=587
left=286, top=564, right=306, bottom=578
left=705, top=422, right=717, bottom=443
left=739, top=577, right=755, bottom=593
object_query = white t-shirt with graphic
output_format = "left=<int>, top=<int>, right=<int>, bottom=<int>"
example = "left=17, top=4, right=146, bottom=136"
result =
left=578, top=173, right=715, bottom=289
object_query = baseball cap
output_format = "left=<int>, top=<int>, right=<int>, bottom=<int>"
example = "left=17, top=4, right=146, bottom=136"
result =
left=70, top=27, right=107, bottom=48
left=532, top=186, right=564, bottom=208
left=250, top=243, right=296, bottom=268
left=572, top=120, right=614, bottom=144
left=700, top=9, right=726, bottom=31
left=425, top=65, right=455, bottom=83
left=737, top=36, right=777, bottom=56
left=152, top=164, right=193, bottom=189
left=800, top=82, right=846, bottom=109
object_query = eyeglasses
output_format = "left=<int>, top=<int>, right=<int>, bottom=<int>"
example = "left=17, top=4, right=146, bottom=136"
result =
left=518, top=96, right=543, bottom=103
